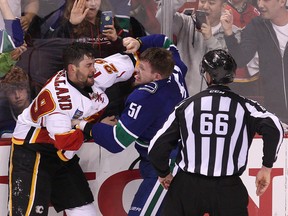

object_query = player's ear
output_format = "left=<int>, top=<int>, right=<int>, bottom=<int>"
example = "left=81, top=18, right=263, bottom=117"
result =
left=68, top=64, right=77, bottom=72
left=154, top=72, right=162, bottom=81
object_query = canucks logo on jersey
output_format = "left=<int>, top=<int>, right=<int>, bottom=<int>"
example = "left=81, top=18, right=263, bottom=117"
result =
left=139, top=82, right=158, bottom=94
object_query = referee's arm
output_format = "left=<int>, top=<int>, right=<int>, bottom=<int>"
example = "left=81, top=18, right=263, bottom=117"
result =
left=255, top=117, right=284, bottom=168
left=148, top=110, right=180, bottom=178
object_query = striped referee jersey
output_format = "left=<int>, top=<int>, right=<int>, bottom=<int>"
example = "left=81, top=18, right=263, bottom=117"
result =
left=148, top=85, right=284, bottom=178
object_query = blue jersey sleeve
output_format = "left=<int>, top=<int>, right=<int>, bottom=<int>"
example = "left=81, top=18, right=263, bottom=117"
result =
left=91, top=122, right=124, bottom=153
left=91, top=86, right=160, bottom=153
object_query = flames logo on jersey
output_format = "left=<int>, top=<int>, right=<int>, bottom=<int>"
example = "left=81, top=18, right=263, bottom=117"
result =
left=90, top=92, right=106, bottom=103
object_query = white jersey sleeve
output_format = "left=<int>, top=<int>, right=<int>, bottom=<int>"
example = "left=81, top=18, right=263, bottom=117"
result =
left=92, top=53, right=134, bottom=92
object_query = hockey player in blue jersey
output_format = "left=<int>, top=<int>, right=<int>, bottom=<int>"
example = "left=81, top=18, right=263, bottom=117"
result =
left=73, top=34, right=188, bottom=215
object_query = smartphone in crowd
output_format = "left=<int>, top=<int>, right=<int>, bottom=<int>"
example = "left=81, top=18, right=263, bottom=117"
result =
left=100, top=11, right=113, bottom=33
left=195, top=10, right=207, bottom=30
left=183, top=8, right=194, bottom=16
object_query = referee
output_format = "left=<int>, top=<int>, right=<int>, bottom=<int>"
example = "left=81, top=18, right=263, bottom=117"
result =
left=148, top=49, right=284, bottom=216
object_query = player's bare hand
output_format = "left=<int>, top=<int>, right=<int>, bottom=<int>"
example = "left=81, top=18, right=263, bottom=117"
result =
left=69, top=0, right=89, bottom=25
left=101, top=116, right=118, bottom=126
left=123, top=37, right=140, bottom=53
left=159, top=173, right=173, bottom=190
left=71, top=119, right=81, bottom=127
left=255, top=166, right=271, bottom=196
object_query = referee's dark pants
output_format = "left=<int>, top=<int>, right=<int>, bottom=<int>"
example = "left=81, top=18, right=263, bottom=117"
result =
left=161, top=171, right=249, bottom=216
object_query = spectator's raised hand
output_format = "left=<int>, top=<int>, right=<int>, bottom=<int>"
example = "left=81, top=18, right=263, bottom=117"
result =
left=220, top=9, right=234, bottom=36
left=69, top=0, right=90, bottom=25
left=123, top=37, right=141, bottom=53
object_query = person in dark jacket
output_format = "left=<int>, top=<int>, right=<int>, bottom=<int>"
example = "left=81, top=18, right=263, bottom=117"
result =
left=221, top=0, right=288, bottom=125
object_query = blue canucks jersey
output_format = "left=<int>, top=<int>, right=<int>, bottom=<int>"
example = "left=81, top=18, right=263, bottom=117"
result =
left=91, top=34, right=188, bottom=164
left=90, top=34, right=188, bottom=216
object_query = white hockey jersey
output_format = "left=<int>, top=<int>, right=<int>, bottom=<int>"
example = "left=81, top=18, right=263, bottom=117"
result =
left=93, top=53, right=136, bottom=91
left=12, top=53, right=134, bottom=160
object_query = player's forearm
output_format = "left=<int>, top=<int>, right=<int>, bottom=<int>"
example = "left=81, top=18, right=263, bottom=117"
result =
left=91, top=122, right=125, bottom=153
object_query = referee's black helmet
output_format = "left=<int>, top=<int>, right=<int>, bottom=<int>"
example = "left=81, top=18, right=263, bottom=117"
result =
left=200, top=49, right=237, bottom=84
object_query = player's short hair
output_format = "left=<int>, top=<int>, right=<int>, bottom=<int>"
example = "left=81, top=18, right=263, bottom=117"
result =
left=139, top=47, right=175, bottom=79
left=63, top=42, right=94, bottom=70
left=0, top=66, right=30, bottom=93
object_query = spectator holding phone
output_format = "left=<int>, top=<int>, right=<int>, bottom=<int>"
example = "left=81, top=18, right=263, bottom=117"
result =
left=51, top=0, right=133, bottom=118
left=221, top=0, right=288, bottom=125
left=224, top=0, right=261, bottom=99
left=51, top=0, right=126, bottom=58
left=156, top=0, right=240, bottom=96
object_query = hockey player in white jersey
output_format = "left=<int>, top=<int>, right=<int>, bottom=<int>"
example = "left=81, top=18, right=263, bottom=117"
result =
left=8, top=42, right=134, bottom=216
